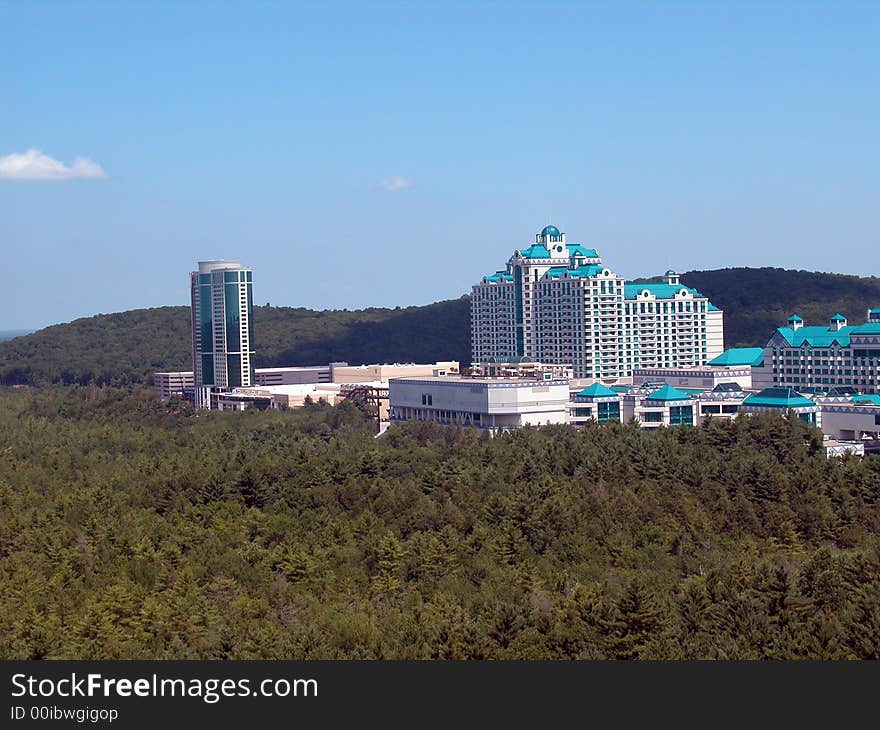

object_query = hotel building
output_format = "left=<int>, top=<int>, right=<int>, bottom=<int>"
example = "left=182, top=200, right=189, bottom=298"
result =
left=756, top=310, right=880, bottom=394
left=190, top=260, right=255, bottom=408
left=471, top=225, right=724, bottom=379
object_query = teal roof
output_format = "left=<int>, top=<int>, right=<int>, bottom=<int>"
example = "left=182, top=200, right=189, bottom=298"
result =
left=869, top=308, right=880, bottom=315
left=484, top=271, right=513, bottom=283
left=775, top=326, right=852, bottom=348
left=743, top=387, right=815, bottom=409
left=788, top=314, right=803, bottom=322
left=576, top=383, right=619, bottom=398
left=541, top=225, right=560, bottom=238
left=853, top=323, right=880, bottom=335
left=570, top=264, right=604, bottom=277
left=546, top=264, right=605, bottom=279
left=624, top=282, right=705, bottom=300
left=519, top=244, right=551, bottom=258
left=831, top=313, right=847, bottom=321
left=567, top=244, right=600, bottom=258
left=851, top=395, right=880, bottom=406
left=707, top=347, right=765, bottom=367
left=644, top=385, right=692, bottom=402
left=708, top=303, right=720, bottom=311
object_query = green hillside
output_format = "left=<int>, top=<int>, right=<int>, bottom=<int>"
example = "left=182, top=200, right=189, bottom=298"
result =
left=680, top=268, right=880, bottom=348
left=0, top=299, right=472, bottom=386
left=2, top=267, right=880, bottom=386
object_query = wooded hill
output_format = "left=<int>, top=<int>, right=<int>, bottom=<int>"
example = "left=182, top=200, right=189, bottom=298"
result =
left=2, top=267, right=879, bottom=386
left=0, top=299, right=471, bottom=386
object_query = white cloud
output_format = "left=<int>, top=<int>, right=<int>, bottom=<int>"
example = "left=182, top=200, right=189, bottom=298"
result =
left=377, top=175, right=414, bottom=191
left=0, top=149, right=108, bottom=181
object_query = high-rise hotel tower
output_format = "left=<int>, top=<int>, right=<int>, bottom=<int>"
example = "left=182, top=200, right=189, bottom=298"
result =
left=190, top=260, right=254, bottom=408
left=471, top=226, right=724, bottom=379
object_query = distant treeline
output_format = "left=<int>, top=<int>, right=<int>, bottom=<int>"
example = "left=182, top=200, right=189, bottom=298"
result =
left=0, top=386, right=878, bottom=659
left=2, top=267, right=880, bottom=386
left=680, top=268, right=880, bottom=348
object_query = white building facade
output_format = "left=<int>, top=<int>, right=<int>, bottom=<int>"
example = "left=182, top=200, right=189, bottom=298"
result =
left=190, top=260, right=255, bottom=408
left=472, top=225, right=724, bottom=379
left=388, top=377, right=570, bottom=432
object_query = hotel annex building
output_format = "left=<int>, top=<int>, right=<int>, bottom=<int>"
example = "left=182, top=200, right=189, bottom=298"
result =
left=471, top=225, right=724, bottom=378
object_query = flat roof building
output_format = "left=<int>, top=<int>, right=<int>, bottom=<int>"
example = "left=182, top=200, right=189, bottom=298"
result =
left=389, top=376, right=570, bottom=433
left=153, top=371, right=195, bottom=400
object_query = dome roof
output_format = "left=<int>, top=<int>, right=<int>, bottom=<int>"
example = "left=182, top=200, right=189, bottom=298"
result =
left=665, top=269, right=677, bottom=276
left=541, top=225, right=560, bottom=238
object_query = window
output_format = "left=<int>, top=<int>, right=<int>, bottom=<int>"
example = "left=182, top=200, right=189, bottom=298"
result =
left=598, top=401, right=620, bottom=422
left=670, top=405, right=693, bottom=426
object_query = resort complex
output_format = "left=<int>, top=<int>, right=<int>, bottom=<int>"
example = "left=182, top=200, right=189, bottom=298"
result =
left=168, top=240, right=880, bottom=456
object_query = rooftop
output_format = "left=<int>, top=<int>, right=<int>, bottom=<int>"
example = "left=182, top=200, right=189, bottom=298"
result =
left=775, top=325, right=854, bottom=348
left=707, top=347, right=765, bottom=367
left=851, top=394, right=880, bottom=406
left=644, top=385, right=693, bottom=402
left=623, top=282, right=706, bottom=301
left=743, top=387, right=816, bottom=409
left=389, top=376, right=569, bottom=386
left=576, top=383, right=619, bottom=398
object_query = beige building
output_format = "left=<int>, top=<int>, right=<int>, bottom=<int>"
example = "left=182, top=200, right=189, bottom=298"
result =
left=329, top=361, right=458, bottom=383
left=153, top=371, right=195, bottom=399
left=632, top=366, right=753, bottom=391
left=471, top=359, right=572, bottom=380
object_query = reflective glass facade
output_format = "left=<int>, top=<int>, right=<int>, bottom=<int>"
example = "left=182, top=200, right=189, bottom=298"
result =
left=191, top=262, right=254, bottom=404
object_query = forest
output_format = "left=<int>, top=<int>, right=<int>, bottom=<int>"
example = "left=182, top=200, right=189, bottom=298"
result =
left=1, top=385, right=878, bottom=659
left=3, top=267, right=880, bottom=386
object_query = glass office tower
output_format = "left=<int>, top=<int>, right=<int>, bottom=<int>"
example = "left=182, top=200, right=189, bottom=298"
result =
left=190, top=260, right=254, bottom=408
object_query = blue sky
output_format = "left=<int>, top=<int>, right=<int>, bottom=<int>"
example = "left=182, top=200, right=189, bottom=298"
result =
left=2, top=1, right=878, bottom=329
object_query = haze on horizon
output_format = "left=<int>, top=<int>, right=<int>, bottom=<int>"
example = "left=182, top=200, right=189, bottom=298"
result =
left=2, top=1, right=878, bottom=330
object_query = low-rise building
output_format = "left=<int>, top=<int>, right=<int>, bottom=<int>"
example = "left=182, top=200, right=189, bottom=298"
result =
left=153, top=371, right=195, bottom=399
left=471, top=358, right=573, bottom=380
left=330, top=361, right=458, bottom=383
left=741, top=387, right=821, bottom=426
left=814, top=395, right=880, bottom=446
left=622, top=384, right=697, bottom=428
left=693, top=383, right=747, bottom=424
left=570, top=383, right=622, bottom=426
left=388, top=376, right=570, bottom=432
left=254, top=365, right=332, bottom=386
